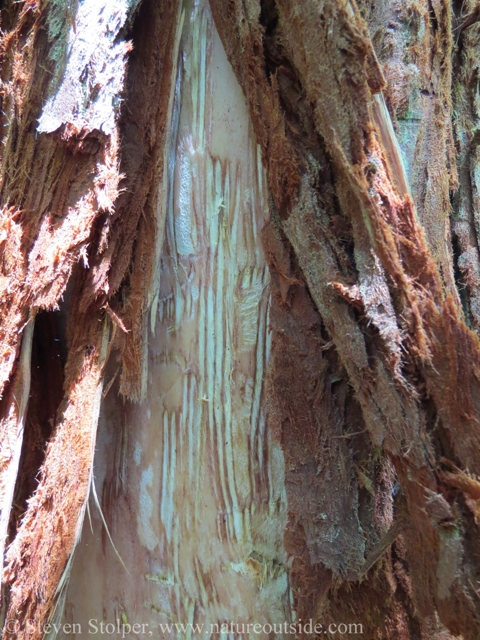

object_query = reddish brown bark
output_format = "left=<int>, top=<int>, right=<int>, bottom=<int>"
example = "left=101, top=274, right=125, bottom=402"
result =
left=210, top=0, right=480, bottom=637
left=1, top=0, right=480, bottom=638
left=0, top=1, right=181, bottom=637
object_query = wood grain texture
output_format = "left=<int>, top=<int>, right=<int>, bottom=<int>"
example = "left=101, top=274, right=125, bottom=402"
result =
left=58, top=3, right=289, bottom=638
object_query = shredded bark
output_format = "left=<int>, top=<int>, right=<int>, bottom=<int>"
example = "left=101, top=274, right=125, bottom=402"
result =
left=0, top=0, right=181, bottom=637
left=210, top=0, right=480, bottom=637
left=450, top=0, right=480, bottom=332
left=3, top=307, right=109, bottom=639
left=1, top=0, right=480, bottom=638
left=360, top=0, right=459, bottom=303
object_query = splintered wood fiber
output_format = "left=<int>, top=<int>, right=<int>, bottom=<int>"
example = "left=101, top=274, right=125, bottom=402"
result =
left=1, top=0, right=480, bottom=639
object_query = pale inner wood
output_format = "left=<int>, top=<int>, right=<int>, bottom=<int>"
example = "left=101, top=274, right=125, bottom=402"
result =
left=60, top=3, right=289, bottom=637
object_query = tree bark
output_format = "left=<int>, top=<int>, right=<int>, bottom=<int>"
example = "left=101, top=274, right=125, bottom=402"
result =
left=0, top=0, right=480, bottom=639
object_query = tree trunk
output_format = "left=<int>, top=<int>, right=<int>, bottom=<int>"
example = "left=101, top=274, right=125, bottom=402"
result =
left=0, top=0, right=479, bottom=639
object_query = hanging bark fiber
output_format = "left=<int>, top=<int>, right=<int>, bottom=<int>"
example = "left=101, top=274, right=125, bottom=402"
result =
left=0, top=0, right=183, bottom=637
left=0, top=0, right=480, bottom=639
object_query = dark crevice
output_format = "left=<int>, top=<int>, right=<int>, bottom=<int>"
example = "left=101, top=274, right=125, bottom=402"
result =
left=427, top=0, right=438, bottom=33
left=8, top=309, right=66, bottom=543
left=259, top=0, right=278, bottom=37
left=451, top=230, right=471, bottom=327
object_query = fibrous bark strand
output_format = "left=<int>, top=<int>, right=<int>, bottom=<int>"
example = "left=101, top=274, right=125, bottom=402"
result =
left=1, top=0, right=480, bottom=639
left=210, top=0, right=480, bottom=637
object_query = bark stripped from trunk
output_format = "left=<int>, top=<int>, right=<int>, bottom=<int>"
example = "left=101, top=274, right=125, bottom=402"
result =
left=59, top=1, right=289, bottom=634
left=1, top=0, right=480, bottom=639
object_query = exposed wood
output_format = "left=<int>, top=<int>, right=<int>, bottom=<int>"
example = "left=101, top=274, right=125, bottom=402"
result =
left=1, top=0, right=480, bottom=639
left=0, top=319, right=33, bottom=585
left=59, top=2, right=289, bottom=636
